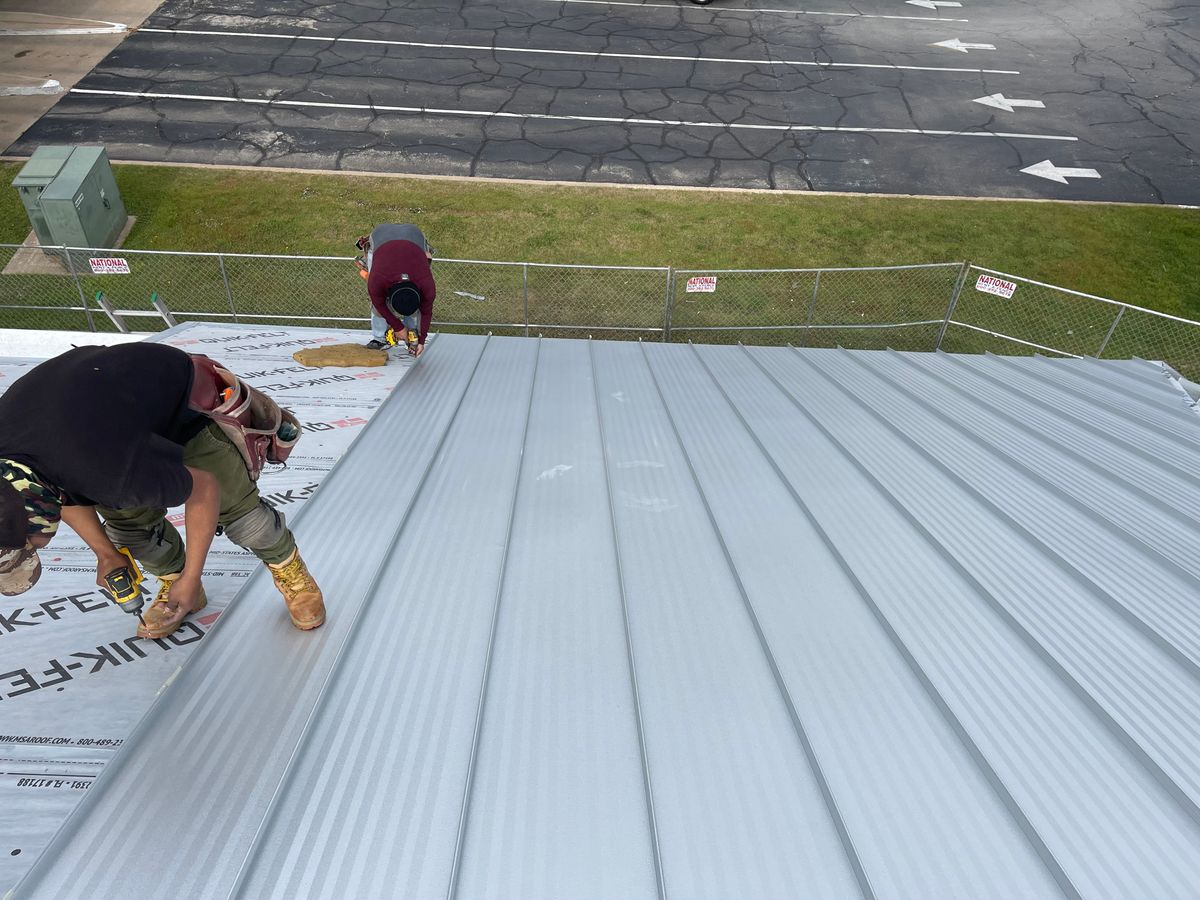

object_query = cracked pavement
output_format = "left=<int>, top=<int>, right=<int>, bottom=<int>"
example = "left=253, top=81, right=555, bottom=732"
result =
left=6, top=0, right=1199, bottom=202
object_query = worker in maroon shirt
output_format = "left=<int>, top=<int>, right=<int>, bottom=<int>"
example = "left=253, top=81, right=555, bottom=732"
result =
left=359, top=224, right=436, bottom=356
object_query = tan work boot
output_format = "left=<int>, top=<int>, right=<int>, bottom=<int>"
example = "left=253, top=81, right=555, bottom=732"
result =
left=268, top=549, right=325, bottom=630
left=137, top=573, right=208, bottom=639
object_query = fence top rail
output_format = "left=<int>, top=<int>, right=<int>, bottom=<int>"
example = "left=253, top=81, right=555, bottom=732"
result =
left=444, top=259, right=670, bottom=272
left=0, top=244, right=668, bottom=271
left=673, top=318, right=946, bottom=332
left=971, top=265, right=1200, bottom=328
left=672, top=262, right=963, bottom=275
left=0, top=244, right=355, bottom=262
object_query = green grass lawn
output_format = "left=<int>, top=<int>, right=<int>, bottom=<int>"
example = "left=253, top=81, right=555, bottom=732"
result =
left=0, top=162, right=1197, bottom=374
left=0, top=162, right=1195, bottom=318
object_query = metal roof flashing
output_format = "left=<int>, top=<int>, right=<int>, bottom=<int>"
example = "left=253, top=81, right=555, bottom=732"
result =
left=10, top=337, right=1200, bottom=900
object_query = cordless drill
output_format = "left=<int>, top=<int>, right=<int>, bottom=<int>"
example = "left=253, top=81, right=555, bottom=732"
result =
left=385, top=327, right=420, bottom=356
left=103, top=547, right=146, bottom=625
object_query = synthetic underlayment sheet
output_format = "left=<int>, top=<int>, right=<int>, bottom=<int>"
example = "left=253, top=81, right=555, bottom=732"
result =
left=8, top=336, right=1200, bottom=899
left=0, top=323, right=420, bottom=886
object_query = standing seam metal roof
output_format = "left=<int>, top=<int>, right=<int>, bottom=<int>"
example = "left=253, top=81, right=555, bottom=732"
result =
left=11, top=335, right=1200, bottom=899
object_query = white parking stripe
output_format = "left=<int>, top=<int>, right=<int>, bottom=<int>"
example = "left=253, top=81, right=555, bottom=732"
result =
left=0, top=12, right=127, bottom=35
left=538, top=0, right=970, bottom=21
left=0, top=22, right=125, bottom=35
left=70, top=87, right=1077, bottom=141
left=141, top=28, right=1018, bottom=75
left=0, top=79, right=62, bottom=95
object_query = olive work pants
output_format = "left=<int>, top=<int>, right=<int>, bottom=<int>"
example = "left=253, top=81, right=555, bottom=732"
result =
left=99, top=422, right=295, bottom=577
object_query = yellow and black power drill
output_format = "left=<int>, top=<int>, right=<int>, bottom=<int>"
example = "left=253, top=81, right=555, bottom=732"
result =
left=103, top=547, right=146, bottom=626
left=385, top=327, right=420, bottom=356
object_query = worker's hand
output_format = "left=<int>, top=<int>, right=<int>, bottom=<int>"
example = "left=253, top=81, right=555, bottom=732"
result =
left=166, top=572, right=205, bottom=616
left=95, top=548, right=130, bottom=590
left=411, top=342, right=425, bottom=358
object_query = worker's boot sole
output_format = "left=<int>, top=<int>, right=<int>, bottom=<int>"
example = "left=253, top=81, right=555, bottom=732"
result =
left=291, top=610, right=325, bottom=630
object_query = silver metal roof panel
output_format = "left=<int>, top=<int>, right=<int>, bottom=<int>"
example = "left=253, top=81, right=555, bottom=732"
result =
left=454, top=337, right=657, bottom=900
left=971, top=353, right=1200, bottom=449
left=911, top=352, right=1200, bottom=520
left=236, top=335, right=544, bottom=899
left=12, top=336, right=1200, bottom=900
left=1069, top=356, right=1192, bottom=411
left=640, top=342, right=1062, bottom=898
left=717, top=345, right=1200, bottom=898
left=589, top=339, right=862, bottom=899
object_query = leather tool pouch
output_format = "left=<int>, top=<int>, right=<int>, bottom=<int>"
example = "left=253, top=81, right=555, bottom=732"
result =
left=188, top=355, right=301, bottom=480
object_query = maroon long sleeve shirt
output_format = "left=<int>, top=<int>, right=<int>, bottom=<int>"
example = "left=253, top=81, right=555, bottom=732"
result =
left=367, top=240, right=436, bottom=345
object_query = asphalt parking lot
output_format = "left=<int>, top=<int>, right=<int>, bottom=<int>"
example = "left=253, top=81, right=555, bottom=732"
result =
left=5, top=0, right=1199, bottom=203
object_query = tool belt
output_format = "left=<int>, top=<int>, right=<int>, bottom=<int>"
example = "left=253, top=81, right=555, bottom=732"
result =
left=187, top=355, right=301, bottom=481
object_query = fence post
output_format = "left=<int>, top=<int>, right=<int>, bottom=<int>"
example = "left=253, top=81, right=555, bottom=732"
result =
left=799, top=270, right=821, bottom=348
left=217, top=254, right=238, bottom=324
left=936, top=261, right=971, bottom=350
left=63, top=248, right=96, bottom=332
left=522, top=263, right=529, bottom=337
left=1096, top=305, right=1126, bottom=358
left=663, top=268, right=675, bottom=342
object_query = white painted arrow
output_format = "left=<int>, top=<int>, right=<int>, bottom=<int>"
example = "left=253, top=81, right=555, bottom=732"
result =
left=1020, top=160, right=1101, bottom=184
left=932, top=38, right=996, bottom=53
left=974, top=93, right=1046, bottom=112
left=907, top=1, right=962, bottom=9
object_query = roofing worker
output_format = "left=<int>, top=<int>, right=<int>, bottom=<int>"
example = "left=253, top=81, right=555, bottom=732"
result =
left=358, top=223, right=435, bottom=356
left=0, top=343, right=325, bottom=638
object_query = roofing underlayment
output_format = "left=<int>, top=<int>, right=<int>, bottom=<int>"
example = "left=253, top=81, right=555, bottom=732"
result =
left=9, top=333, right=1200, bottom=899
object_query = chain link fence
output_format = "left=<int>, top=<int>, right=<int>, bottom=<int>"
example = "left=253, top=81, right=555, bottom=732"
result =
left=1, top=245, right=1197, bottom=380
left=941, top=266, right=1200, bottom=379
left=667, top=263, right=961, bottom=350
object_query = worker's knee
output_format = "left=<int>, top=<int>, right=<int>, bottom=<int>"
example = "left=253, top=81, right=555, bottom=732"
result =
left=103, top=520, right=183, bottom=572
left=223, top=502, right=288, bottom=552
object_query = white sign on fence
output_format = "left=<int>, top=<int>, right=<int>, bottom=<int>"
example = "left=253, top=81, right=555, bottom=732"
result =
left=685, top=275, right=717, bottom=294
left=88, top=257, right=130, bottom=275
left=975, top=274, right=1017, bottom=299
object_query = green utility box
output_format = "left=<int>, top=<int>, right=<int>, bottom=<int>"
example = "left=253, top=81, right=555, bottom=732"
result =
left=11, top=145, right=74, bottom=247
left=12, top=145, right=127, bottom=251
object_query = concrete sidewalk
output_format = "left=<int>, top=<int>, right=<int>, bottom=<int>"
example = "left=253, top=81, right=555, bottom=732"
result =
left=0, top=0, right=162, bottom=154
